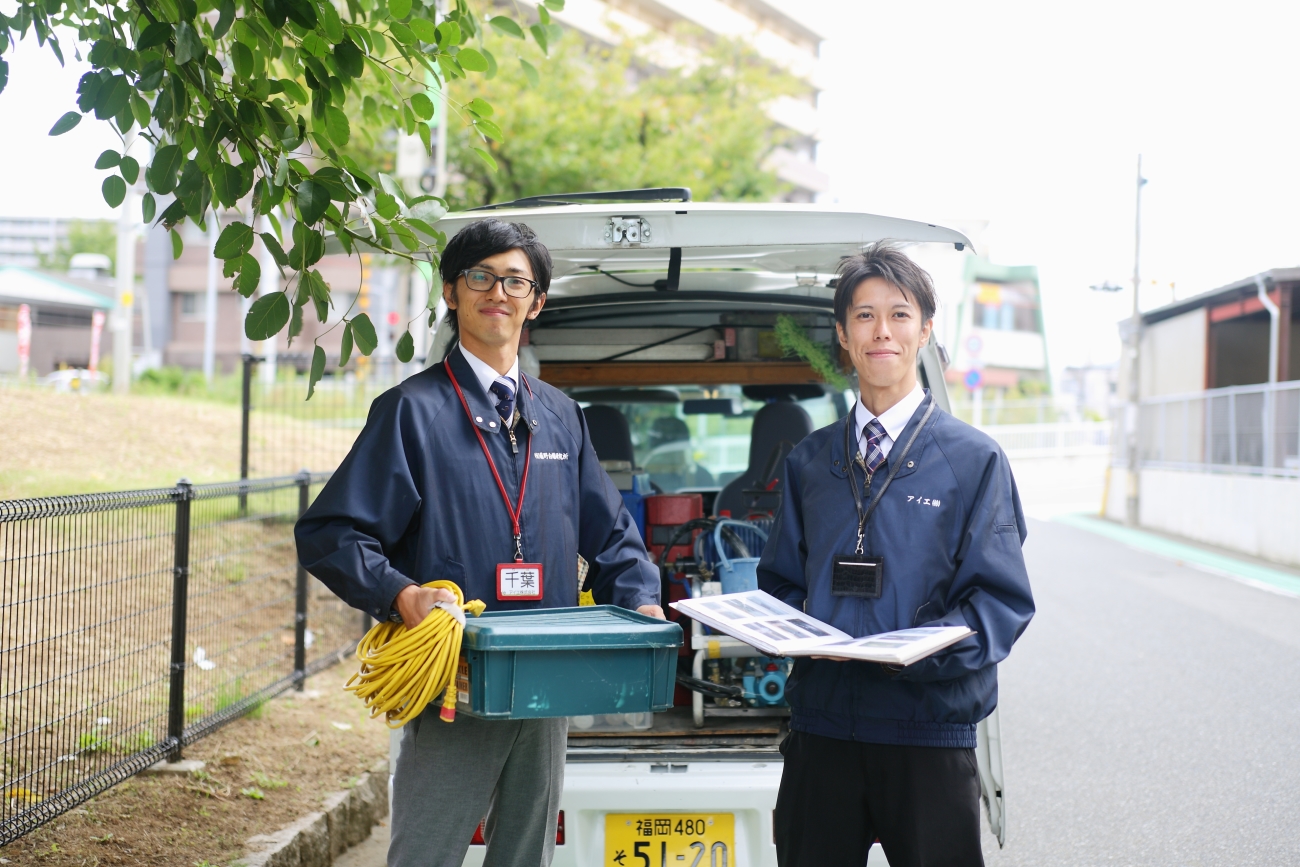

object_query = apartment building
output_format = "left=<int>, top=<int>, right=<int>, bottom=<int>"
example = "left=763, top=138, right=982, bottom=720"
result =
left=0, top=217, right=71, bottom=268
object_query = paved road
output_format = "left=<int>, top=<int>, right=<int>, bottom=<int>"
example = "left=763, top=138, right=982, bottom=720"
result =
left=982, top=517, right=1300, bottom=866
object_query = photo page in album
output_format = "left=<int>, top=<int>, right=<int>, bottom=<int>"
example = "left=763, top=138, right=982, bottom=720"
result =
left=670, top=590, right=974, bottom=667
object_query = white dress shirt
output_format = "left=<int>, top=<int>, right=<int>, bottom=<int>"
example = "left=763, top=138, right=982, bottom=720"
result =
left=853, top=383, right=926, bottom=461
left=459, top=342, right=519, bottom=397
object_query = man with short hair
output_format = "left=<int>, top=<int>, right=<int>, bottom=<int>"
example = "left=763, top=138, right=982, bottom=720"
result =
left=296, top=218, right=663, bottom=867
left=758, top=242, right=1035, bottom=867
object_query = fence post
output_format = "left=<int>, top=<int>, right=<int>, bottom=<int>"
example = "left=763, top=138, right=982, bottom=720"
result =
left=1263, top=386, right=1274, bottom=472
left=294, top=470, right=310, bottom=691
left=239, top=354, right=254, bottom=512
left=1228, top=392, right=1238, bottom=467
left=167, top=478, right=194, bottom=762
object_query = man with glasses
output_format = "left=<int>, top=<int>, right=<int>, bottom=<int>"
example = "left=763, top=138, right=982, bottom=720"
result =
left=296, top=218, right=663, bottom=867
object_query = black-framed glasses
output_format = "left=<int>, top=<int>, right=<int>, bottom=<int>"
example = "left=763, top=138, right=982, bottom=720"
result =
left=460, top=268, right=538, bottom=298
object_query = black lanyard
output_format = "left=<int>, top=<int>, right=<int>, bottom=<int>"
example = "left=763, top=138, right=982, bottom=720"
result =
left=843, top=396, right=936, bottom=555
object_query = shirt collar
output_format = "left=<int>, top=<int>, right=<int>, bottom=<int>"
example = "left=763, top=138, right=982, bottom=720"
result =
left=854, top=382, right=926, bottom=443
left=458, top=342, right=519, bottom=396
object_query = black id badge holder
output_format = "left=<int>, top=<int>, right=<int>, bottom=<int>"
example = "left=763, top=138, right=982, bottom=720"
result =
left=832, top=553, right=883, bottom=598
left=833, top=494, right=883, bottom=599
left=834, top=400, right=934, bottom=600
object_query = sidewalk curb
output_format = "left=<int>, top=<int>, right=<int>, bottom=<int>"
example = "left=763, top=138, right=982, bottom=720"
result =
left=238, top=759, right=389, bottom=867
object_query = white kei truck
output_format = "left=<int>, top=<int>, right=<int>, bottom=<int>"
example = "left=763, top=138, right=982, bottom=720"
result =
left=392, top=193, right=1007, bottom=867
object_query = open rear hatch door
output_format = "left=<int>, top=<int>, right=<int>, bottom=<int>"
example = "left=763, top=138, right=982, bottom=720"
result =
left=435, top=202, right=975, bottom=292
left=432, top=202, right=975, bottom=387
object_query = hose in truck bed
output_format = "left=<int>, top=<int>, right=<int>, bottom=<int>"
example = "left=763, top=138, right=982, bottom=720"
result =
left=345, top=580, right=486, bottom=728
left=676, top=672, right=745, bottom=700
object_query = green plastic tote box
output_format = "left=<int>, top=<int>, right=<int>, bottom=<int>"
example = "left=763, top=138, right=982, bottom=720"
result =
left=454, top=606, right=683, bottom=720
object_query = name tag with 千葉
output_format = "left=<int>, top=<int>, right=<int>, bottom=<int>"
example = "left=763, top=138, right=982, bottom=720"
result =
left=497, top=563, right=544, bottom=601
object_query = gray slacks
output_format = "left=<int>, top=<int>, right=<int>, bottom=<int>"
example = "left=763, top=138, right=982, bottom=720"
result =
left=389, top=705, right=568, bottom=867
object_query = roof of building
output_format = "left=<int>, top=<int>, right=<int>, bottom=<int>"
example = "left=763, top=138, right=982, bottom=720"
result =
left=1142, top=266, right=1300, bottom=326
left=963, top=257, right=1039, bottom=284
left=729, top=0, right=825, bottom=47
left=0, top=266, right=115, bottom=311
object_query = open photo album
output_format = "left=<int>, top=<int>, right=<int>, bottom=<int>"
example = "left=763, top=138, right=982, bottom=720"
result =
left=669, top=589, right=974, bottom=667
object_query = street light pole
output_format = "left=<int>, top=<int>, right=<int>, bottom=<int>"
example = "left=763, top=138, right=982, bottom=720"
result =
left=112, top=129, right=139, bottom=394
left=1126, top=155, right=1148, bottom=527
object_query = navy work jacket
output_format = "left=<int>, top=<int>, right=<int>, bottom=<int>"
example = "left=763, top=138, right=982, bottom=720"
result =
left=295, top=349, right=660, bottom=620
left=757, top=392, right=1035, bottom=748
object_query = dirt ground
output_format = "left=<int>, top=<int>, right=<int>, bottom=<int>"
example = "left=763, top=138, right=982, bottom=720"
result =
left=0, top=390, right=244, bottom=499
left=0, top=666, right=391, bottom=867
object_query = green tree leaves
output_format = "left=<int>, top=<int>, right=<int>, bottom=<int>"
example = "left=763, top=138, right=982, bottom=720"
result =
left=213, top=162, right=254, bottom=208
left=101, top=175, right=126, bottom=207
left=6, top=0, right=555, bottom=398
left=307, top=345, right=326, bottom=398
left=295, top=179, right=329, bottom=225
left=458, top=48, right=489, bottom=72
left=232, top=42, right=253, bottom=79
left=173, top=23, right=204, bottom=66
left=146, top=145, right=183, bottom=195
left=245, top=292, right=290, bottom=341
left=214, top=222, right=254, bottom=259
left=338, top=321, right=354, bottom=367
left=350, top=313, right=378, bottom=356
left=489, top=16, right=524, bottom=38
left=324, top=108, right=350, bottom=146
left=48, top=111, right=81, bottom=136
left=410, top=92, right=434, bottom=120
left=288, top=222, right=325, bottom=269
left=395, top=330, right=414, bottom=363
left=316, top=0, right=343, bottom=43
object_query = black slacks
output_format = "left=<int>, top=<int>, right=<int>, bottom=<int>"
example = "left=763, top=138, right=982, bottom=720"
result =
left=774, top=730, right=984, bottom=867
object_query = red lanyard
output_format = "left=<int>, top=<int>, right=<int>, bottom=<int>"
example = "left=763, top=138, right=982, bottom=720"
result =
left=445, top=360, right=533, bottom=562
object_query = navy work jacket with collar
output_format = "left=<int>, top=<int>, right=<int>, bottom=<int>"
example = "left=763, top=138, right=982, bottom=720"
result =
left=294, top=349, right=660, bottom=620
left=757, top=392, right=1035, bottom=749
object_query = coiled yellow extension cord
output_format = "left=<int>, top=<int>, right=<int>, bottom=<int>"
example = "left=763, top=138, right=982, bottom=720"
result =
left=344, top=580, right=486, bottom=728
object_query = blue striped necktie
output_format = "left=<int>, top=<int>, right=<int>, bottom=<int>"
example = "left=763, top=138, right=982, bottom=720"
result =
left=862, top=419, right=887, bottom=475
left=489, top=376, right=516, bottom=424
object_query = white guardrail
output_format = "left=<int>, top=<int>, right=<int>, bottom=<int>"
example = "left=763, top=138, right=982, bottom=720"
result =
left=1138, top=380, right=1300, bottom=478
left=977, top=421, right=1112, bottom=459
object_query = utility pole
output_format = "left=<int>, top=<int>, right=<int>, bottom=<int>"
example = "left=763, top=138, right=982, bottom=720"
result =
left=202, top=210, right=220, bottom=383
left=112, top=130, right=139, bottom=394
left=1126, top=155, right=1148, bottom=526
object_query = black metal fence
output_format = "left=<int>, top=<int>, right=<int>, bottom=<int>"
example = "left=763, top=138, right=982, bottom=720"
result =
left=0, top=473, right=364, bottom=845
left=239, top=353, right=424, bottom=478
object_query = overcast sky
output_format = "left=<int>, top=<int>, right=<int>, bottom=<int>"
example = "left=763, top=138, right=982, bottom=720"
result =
left=3, top=1, right=1298, bottom=372
left=804, top=0, right=1300, bottom=370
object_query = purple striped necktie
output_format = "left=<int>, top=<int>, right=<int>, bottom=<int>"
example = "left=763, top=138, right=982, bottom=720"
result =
left=863, top=418, right=888, bottom=475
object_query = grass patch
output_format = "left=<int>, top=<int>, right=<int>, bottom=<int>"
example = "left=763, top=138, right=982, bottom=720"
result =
left=249, top=771, right=286, bottom=790
left=214, top=679, right=267, bottom=720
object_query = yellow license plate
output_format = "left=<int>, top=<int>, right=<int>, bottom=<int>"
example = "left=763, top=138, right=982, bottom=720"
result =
left=605, top=813, right=735, bottom=867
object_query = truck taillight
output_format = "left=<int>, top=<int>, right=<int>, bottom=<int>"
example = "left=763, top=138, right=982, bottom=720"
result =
left=470, top=812, right=565, bottom=846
